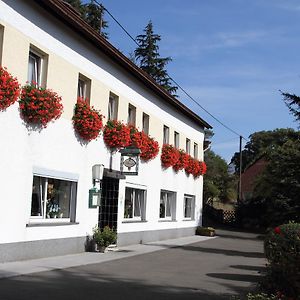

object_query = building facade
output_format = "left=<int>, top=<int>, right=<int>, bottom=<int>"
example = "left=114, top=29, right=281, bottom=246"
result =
left=0, top=0, right=211, bottom=262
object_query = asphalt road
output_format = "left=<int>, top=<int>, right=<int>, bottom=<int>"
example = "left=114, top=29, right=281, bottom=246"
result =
left=0, top=229, right=266, bottom=300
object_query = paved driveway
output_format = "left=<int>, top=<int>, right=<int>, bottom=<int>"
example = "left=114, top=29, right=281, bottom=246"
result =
left=0, top=229, right=265, bottom=300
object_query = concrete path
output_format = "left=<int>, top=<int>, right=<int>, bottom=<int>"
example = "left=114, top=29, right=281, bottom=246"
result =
left=0, top=229, right=266, bottom=299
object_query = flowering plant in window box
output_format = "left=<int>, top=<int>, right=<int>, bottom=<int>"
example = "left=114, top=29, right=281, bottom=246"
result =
left=131, top=129, right=159, bottom=161
left=161, top=144, right=180, bottom=168
left=173, top=149, right=190, bottom=172
left=103, top=120, right=131, bottom=149
left=0, top=66, right=20, bottom=110
left=185, top=157, right=207, bottom=177
left=72, top=97, right=103, bottom=141
left=19, top=83, right=63, bottom=127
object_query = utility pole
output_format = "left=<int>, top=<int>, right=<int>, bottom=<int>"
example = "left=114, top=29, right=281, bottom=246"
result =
left=238, top=135, right=243, bottom=201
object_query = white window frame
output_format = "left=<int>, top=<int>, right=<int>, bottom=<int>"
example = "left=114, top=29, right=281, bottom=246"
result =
left=124, top=187, right=146, bottom=221
left=77, top=74, right=91, bottom=103
left=108, top=93, right=119, bottom=120
left=160, top=190, right=176, bottom=221
left=194, top=143, right=198, bottom=159
left=0, top=25, right=4, bottom=65
left=127, top=103, right=136, bottom=126
left=186, top=138, right=191, bottom=154
left=174, top=131, right=179, bottom=148
left=163, top=125, right=170, bottom=144
left=29, top=168, right=78, bottom=224
left=183, top=195, right=195, bottom=220
left=142, top=113, right=149, bottom=135
left=28, top=50, right=43, bottom=86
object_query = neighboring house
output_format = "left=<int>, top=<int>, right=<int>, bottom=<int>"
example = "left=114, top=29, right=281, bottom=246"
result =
left=241, top=157, right=268, bottom=200
left=0, top=0, right=211, bottom=262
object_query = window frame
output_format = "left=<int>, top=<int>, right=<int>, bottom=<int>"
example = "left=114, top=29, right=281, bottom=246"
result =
left=174, top=131, right=180, bottom=148
left=123, top=187, right=146, bottom=221
left=183, top=194, right=195, bottom=220
left=194, top=143, right=198, bottom=159
left=77, top=73, right=91, bottom=104
left=186, top=138, right=191, bottom=154
left=127, top=103, right=136, bottom=126
left=0, top=25, right=4, bottom=66
left=29, top=168, right=78, bottom=224
left=142, top=113, right=150, bottom=135
left=108, top=92, right=119, bottom=120
left=163, top=125, right=170, bottom=144
left=159, top=190, right=176, bottom=221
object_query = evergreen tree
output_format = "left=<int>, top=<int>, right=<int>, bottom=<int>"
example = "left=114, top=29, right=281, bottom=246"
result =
left=134, top=21, right=177, bottom=95
left=64, top=0, right=108, bottom=39
left=281, top=91, right=300, bottom=125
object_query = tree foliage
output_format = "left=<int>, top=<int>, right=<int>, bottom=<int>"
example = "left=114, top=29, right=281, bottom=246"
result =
left=64, top=0, right=108, bottom=38
left=231, top=128, right=299, bottom=173
left=203, top=149, right=237, bottom=203
left=281, top=90, right=300, bottom=125
left=134, top=21, right=178, bottom=95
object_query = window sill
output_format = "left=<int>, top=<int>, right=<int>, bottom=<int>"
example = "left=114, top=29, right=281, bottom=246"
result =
left=158, top=219, right=177, bottom=223
left=122, top=220, right=147, bottom=224
left=182, top=218, right=195, bottom=222
left=26, top=222, right=79, bottom=227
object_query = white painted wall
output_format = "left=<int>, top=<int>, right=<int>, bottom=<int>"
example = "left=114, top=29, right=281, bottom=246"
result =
left=0, top=0, right=205, bottom=245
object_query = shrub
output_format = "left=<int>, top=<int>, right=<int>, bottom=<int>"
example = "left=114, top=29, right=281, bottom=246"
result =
left=72, top=97, right=103, bottom=141
left=93, top=225, right=117, bottom=249
left=263, top=222, right=300, bottom=299
left=19, top=83, right=63, bottom=127
left=0, top=66, right=20, bottom=110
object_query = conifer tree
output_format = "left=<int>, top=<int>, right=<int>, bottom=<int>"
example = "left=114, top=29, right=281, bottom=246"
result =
left=281, top=91, right=300, bottom=125
left=134, top=21, right=177, bottom=95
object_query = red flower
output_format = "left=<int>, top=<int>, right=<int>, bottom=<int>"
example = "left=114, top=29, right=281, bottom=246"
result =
left=173, top=150, right=189, bottom=172
left=103, top=120, right=131, bottom=149
left=274, top=226, right=281, bottom=235
left=131, top=130, right=159, bottom=161
left=0, top=66, right=20, bottom=110
left=19, top=83, right=63, bottom=127
left=185, top=156, right=207, bottom=177
left=161, top=144, right=180, bottom=168
left=73, top=97, right=103, bottom=141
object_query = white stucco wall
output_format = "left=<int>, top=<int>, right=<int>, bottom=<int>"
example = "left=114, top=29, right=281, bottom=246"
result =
left=0, top=0, right=205, bottom=245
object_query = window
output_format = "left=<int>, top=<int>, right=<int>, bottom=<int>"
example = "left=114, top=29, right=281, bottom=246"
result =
left=186, top=138, right=191, bottom=154
left=127, top=103, right=136, bottom=126
left=77, top=74, right=91, bottom=103
left=194, top=143, right=198, bottom=159
left=124, top=187, right=146, bottom=220
left=142, top=113, right=149, bottom=135
left=0, top=25, right=4, bottom=65
left=174, top=131, right=179, bottom=148
left=28, top=48, right=47, bottom=86
left=163, top=125, right=170, bottom=144
left=108, top=92, right=119, bottom=120
left=31, top=175, right=77, bottom=221
left=160, top=190, right=176, bottom=220
left=183, top=195, right=195, bottom=219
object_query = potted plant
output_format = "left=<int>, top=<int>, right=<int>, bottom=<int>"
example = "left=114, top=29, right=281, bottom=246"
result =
left=93, top=225, right=117, bottom=253
left=196, top=226, right=215, bottom=237
left=103, top=120, right=131, bottom=149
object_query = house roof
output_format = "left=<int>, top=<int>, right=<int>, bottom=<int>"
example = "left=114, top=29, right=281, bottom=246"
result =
left=33, top=0, right=212, bottom=129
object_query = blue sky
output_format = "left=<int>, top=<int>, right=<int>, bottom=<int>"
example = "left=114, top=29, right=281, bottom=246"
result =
left=97, top=0, right=299, bottom=161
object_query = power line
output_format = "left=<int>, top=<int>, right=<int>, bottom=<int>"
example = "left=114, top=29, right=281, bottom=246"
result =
left=95, top=0, right=247, bottom=141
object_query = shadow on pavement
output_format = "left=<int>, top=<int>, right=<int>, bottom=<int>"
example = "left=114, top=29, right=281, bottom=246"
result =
left=230, top=265, right=266, bottom=273
left=207, top=272, right=262, bottom=283
left=0, top=268, right=238, bottom=300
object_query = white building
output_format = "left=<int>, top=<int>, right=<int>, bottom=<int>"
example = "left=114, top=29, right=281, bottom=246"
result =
left=0, top=0, right=211, bottom=262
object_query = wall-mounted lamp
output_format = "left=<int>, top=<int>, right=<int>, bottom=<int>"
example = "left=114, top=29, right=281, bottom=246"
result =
left=89, top=164, right=105, bottom=208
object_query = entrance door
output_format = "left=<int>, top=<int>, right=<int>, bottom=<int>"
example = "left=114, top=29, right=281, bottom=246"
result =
left=98, top=176, right=119, bottom=230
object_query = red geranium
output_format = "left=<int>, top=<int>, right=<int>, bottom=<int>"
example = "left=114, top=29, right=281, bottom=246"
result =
left=161, top=144, right=180, bottom=168
left=185, top=157, right=207, bottom=177
left=274, top=226, right=281, bottom=235
left=19, top=83, right=63, bottom=127
left=131, top=130, right=159, bottom=161
left=103, top=120, right=131, bottom=149
left=173, top=149, right=189, bottom=172
left=0, top=66, right=20, bottom=110
left=72, top=97, right=103, bottom=141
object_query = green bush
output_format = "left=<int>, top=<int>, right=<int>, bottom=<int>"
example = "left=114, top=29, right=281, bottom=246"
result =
left=93, top=225, right=117, bottom=248
left=263, top=222, right=300, bottom=299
